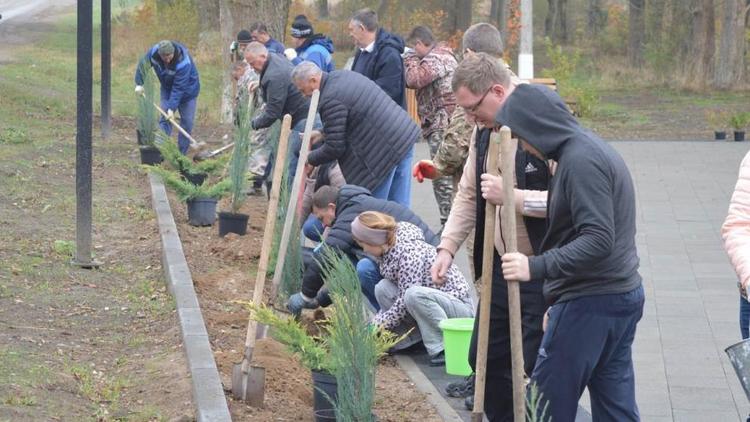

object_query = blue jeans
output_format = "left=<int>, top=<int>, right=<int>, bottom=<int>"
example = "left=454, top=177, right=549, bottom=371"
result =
left=741, top=295, right=750, bottom=340
left=357, top=258, right=382, bottom=311
left=370, top=145, right=414, bottom=207
left=159, top=93, right=197, bottom=155
left=302, top=215, right=325, bottom=242
left=288, top=115, right=323, bottom=186
left=531, top=286, right=644, bottom=422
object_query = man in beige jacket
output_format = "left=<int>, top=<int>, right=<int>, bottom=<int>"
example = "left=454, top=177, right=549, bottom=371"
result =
left=429, top=53, right=550, bottom=418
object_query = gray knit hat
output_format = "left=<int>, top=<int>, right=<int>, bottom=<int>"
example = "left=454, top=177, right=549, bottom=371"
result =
left=157, top=40, right=175, bottom=56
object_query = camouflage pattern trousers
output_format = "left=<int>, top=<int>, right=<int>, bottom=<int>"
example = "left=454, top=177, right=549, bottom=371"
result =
left=426, top=129, right=454, bottom=223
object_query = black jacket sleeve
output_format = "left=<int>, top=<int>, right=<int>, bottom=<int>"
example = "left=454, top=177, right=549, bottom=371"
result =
left=252, top=78, right=287, bottom=130
left=299, top=220, right=357, bottom=298
left=307, top=98, right=348, bottom=166
left=529, top=154, right=615, bottom=281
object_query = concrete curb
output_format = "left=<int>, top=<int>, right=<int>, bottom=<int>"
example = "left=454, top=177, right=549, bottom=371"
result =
left=393, top=355, right=465, bottom=422
left=148, top=173, right=232, bottom=422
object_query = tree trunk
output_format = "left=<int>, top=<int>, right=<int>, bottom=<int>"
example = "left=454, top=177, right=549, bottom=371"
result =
left=714, top=0, right=749, bottom=89
left=219, top=0, right=290, bottom=123
left=587, top=0, right=605, bottom=36
left=197, top=0, right=219, bottom=32
left=627, top=0, right=645, bottom=67
left=545, top=0, right=568, bottom=42
left=317, top=0, right=329, bottom=18
left=646, top=0, right=666, bottom=46
left=489, top=0, right=507, bottom=34
left=684, top=0, right=715, bottom=89
left=455, top=0, right=473, bottom=33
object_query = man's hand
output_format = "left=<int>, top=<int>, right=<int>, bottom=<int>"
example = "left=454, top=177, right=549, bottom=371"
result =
left=412, top=160, right=438, bottom=183
left=304, top=162, right=314, bottom=177
left=310, top=130, right=324, bottom=145
left=166, top=109, right=175, bottom=121
left=501, top=252, right=531, bottom=282
left=431, top=249, right=454, bottom=285
left=480, top=173, right=504, bottom=206
left=248, top=81, right=259, bottom=92
left=134, top=85, right=144, bottom=95
left=543, top=310, right=550, bottom=332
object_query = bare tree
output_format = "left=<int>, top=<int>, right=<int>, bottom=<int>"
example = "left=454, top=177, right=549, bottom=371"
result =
left=317, top=0, right=329, bottom=18
left=197, top=0, right=219, bottom=32
left=713, top=0, right=749, bottom=89
left=645, top=0, right=666, bottom=46
left=545, top=0, right=568, bottom=42
left=455, top=0, right=473, bottom=33
left=684, top=0, right=715, bottom=89
left=586, top=0, right=605, bottom=36
left=627, top=0, right=645, bottom=67
left=219, top=0, right=291, bottom=122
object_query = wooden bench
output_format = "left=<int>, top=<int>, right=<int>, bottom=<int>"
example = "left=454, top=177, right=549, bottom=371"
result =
left=529, top=78, right=579, bottom=116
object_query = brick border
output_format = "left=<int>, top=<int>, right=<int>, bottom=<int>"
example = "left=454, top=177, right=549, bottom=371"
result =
left=148, top=174, right=231, bottom=422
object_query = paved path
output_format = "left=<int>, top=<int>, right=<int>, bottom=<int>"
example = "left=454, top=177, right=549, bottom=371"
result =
left=410, top=140, right=750, bottom=421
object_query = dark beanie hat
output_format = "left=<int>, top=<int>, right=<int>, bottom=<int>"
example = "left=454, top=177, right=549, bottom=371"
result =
left=291, top=15, right=313, bottom=38
left=236, top=29, right=252, bottom=43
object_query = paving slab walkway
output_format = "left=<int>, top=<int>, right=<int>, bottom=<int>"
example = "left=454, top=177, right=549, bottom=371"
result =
left=408, top=140, right=750, bottom=421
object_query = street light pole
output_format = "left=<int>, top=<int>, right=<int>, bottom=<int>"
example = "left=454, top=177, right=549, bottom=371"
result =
left=73, top=0, right=98, bottom=268
left=518, top=0, right=534, bottom=79
left=101, top=0, right=111, bottom=139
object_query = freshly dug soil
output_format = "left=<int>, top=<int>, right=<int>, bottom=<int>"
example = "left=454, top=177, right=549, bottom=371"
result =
left=169, top=193, right=443, bottom=421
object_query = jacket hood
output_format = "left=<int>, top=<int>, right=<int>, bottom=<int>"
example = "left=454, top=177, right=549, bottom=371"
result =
left=496, top=84, right=580, bottom=161
left=298, top=34, right=335, bottom=53
left=335, top=184, right=371, bottom=214
left=375, top=28, right=405, bottom=54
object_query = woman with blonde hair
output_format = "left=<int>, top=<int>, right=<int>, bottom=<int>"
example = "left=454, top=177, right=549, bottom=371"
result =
left=351, top=210, right=474, bottom=366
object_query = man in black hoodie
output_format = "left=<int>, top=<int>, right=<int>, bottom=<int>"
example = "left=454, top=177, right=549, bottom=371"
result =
left=452, top=53, right=644, bottom=421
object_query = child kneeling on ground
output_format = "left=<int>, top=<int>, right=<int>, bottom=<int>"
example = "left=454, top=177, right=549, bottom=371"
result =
left=352, top=211, right=475, bottom=366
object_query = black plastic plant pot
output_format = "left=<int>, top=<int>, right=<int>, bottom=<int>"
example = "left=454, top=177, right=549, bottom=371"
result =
left=139, top=145, right=163, bottom=165
left=218, top=212, right=249, bottom=236
left=181, top=170, right=207, bottom=186
left=313, top=409, right=336, bottom=422
left=186, top=198, right=217, bottom=226
left=714, top=131, right=727, bottom=141
left=311, top=370, right=337, bottom=416
left=735, top=131, right=746, bottom=142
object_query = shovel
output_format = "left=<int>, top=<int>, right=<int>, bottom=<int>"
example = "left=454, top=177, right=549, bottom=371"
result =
left=193, top=142, right=234, bottom=162
left=231, top=114, right=293, bottom=406
left=139, top=92, right=206, bottom=151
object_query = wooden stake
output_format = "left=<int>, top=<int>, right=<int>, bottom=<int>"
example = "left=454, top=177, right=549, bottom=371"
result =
left=270, top=90, right=320, bottom=301
left=498, top=128, right=525, bottom=421
left=472, top=130, right=501, bottom=422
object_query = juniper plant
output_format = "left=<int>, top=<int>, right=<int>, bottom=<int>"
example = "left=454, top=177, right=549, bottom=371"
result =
left=227, top=93, right=256, bottom=213
left=136, top=62, right=160, bottom=146
left=146, top=165, right=230, bottom=202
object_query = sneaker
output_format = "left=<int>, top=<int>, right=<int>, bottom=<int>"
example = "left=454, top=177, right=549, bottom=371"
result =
left=464, top=394, right=474, bottom=410
left=445, top=373, right=475, bottom=398
left=429, top=351, right=445, bottom=367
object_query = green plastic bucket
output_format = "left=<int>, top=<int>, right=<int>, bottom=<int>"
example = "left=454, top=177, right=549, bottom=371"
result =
left=439, top=318, right=475, bottom=376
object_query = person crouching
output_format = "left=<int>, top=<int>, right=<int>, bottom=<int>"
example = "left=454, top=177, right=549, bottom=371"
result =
left=353, top=211, right=475, bottom=366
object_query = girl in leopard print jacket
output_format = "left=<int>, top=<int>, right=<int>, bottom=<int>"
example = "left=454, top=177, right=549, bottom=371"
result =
left=351, top=211, right=474, bottom=358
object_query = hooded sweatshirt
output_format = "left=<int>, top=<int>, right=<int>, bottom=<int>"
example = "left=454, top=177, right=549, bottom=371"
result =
left=497, top=84, right=641, bottom=304
left=351, top=28, right=406, bottom=108
left=292, top=34, right=336, bottom=72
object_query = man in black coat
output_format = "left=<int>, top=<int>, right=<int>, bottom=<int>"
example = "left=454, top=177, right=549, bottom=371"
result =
left=292, top=62, right=419, bottom=207
left=348, top=8, right=406, bottom=109
left=244, top=42, right=316, bottom=179
left=287, top=185, right=438, bottom=315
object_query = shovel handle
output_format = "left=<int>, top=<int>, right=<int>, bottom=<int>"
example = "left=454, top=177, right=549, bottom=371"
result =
left=240, top=114, right=293, bottom=371
left=140, top=92, right=204, bottom=150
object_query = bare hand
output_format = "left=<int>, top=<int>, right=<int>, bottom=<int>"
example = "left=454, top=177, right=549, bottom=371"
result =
left=501, top=252, right=530, bottom=282
left=310, top=130, right=324, bottom=145
left=431, top=249, right=453, bottom=285
left=304, top=162, right=314, bottom=177
left=543, top=310, right=549, bottom=332
left=248, top=81, right=259, bottom=92
left=480, top=173, right=504, bottom=206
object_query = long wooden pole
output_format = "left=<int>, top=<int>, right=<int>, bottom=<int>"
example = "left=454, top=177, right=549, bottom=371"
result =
left=270, top=89, right=320, bottom=301
left=499, top=127, right=525, bottom=421
left=471, top=131, right=501, bottom=422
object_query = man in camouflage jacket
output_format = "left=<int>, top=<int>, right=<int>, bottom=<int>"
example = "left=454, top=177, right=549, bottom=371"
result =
left=404, top=26, right=458, bottom=225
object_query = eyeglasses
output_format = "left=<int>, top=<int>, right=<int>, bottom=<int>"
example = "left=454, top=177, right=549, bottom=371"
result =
left=466, top=87, right=492, bottom=114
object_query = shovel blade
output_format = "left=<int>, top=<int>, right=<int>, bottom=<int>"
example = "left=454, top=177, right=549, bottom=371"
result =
left=231, top=362, right=244, bottom=400
left=241, top=365, right=266, bottom=408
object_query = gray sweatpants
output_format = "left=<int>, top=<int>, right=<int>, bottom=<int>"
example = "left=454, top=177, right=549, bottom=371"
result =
left=375, top=280, right=475, bottom=356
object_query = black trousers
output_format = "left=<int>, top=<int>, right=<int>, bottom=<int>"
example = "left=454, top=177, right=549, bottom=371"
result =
left=468, top=255, right=546, bottom=422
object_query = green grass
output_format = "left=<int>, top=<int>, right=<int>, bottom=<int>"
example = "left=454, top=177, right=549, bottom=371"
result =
left=0, top=347, right=54, bottom=388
